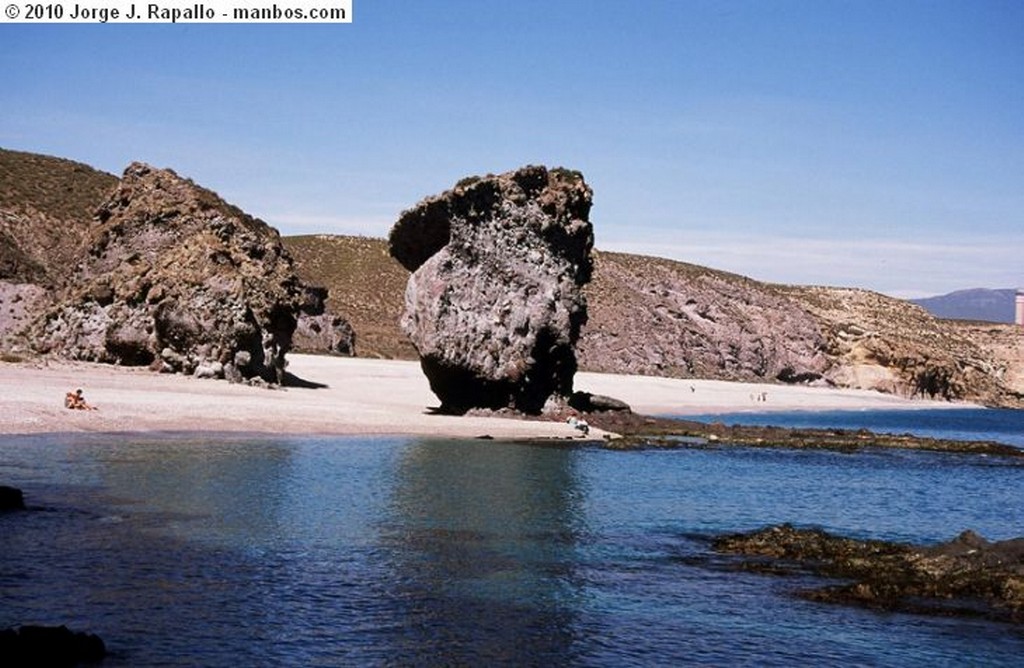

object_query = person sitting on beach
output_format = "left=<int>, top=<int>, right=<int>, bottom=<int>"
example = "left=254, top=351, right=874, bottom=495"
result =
left=64, top=389, right=97, bottom=411
left=566, top=415, right=590, bottom=437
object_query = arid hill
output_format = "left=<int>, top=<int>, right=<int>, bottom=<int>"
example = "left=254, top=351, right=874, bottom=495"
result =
left=1, top=149, right=120, bottom=348
left=0, top=149, right=117, bottom=287
left=283, top=234, right=414, bottom=359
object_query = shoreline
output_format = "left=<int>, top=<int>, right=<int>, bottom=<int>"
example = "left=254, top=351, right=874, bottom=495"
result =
left=0, top=354, right=978, bottom=441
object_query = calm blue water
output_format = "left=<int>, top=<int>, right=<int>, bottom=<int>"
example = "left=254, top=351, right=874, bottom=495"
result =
left=684, top=408, right=1024, bottom=448
left=2, top=428, right=1023, bottom=666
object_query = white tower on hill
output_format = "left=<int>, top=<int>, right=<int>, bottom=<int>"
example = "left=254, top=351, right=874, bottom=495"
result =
left=1016, top=289, right=1024, bottom=327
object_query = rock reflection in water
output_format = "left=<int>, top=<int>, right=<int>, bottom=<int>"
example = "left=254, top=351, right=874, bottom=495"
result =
left=381, top=438, right=588, bottom=664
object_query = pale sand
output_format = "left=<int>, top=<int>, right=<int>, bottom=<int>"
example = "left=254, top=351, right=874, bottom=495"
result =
left=0, top=355, right=970, bottom=439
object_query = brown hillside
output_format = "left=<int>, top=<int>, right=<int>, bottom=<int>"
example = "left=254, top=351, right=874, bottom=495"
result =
left=777, top=285, right=1021, bottom=406
left=579, top=251, right=829, bottom=382
left=0, top=148, right=117, bottom=286
left=946, top=320, right=1024, bottom=398
left=283, top=235, right=416, bottom=359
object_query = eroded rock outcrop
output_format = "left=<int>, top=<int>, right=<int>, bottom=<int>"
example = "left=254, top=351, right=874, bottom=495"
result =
left=388, top=166, right=594, bottom=413
left=778, top=286, right=1023, bottom=407
left=578, top=252, right=830, bottom=383
left=30, top=163, right=312, bottom=383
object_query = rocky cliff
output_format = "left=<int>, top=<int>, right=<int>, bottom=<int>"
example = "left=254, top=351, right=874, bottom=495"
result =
left=388, top=166, right=594, bottom=413
left=778, top=285, right=1021, bottom=406
left=948, top=321, right=1024, bottom=399
left=578, top=258, right=1023, bottom=407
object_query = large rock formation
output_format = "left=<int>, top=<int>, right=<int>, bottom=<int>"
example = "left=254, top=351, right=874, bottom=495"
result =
left=388, top=166, right=594, bottom=413
left=30, top=163, right=313, bottom=383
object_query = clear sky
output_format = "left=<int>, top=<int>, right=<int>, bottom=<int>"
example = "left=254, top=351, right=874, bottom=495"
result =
left=2, top=1, right=1022, bottom=297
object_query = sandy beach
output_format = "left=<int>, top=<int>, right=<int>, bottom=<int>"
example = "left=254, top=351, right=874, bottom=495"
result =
left=0, top=354, right=971, bottom=439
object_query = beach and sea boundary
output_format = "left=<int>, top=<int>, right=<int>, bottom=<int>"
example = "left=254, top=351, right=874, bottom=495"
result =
left=0, top=354, right=972, bottom=439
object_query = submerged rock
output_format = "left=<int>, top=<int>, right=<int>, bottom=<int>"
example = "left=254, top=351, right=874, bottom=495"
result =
left=0, top=485, right=26, bottom=511
left=29, top=163, right=312, bottom=384
left=388, top=166, right=594, bottom=413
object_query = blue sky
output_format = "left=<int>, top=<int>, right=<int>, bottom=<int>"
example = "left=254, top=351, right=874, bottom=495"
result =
left=2, top=1, right=1021, bottom=297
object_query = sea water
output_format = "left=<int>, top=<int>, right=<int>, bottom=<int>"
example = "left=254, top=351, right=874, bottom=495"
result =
left=2, top=425, right=1023, bottom=666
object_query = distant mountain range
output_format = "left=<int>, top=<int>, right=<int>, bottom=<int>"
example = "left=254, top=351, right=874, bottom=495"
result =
left=911, top=288, right=1018, bottom=324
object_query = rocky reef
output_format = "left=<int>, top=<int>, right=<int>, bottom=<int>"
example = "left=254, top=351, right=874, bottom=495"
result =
left=388, top=166, right=594, bottom=413
left=711, top=524, right=1024, bottom=624
left=29, top=163, right=314, bottom=383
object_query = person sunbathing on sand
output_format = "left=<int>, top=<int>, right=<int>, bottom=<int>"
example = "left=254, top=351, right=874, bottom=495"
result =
left=64, top=388, right=97, bottom=411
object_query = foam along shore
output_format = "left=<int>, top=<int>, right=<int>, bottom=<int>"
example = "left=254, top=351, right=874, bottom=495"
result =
left=0, top=355, right=972, bottom=439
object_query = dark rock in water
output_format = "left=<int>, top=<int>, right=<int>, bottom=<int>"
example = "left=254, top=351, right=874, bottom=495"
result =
left=0, top=625, right=106, bottom=666
left=0, top=485, right=26, bottom=511
left=711, top=524, right=1024, bottom=623
left=29, top=163, right=311, bottom=384
left=388, top=166, right=594, bottom=414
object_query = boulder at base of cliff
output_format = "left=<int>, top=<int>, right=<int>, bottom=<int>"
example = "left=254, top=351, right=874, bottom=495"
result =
left=30, top=163, right=312, bottom=384
left=293, top=313, right=356, bottom=356
left=389, top=165, right=594, bottom=414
